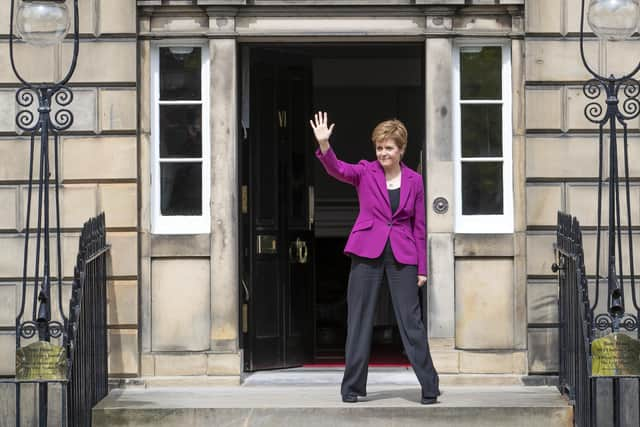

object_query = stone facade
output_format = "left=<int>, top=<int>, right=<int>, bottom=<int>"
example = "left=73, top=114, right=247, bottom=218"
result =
left=137, top=0, right=528, bottom=378
left=524, top=0, right=640, bottom=373
left=1, top=0, right=637, bottom=386
left=0, top=0, right=138, bottom=379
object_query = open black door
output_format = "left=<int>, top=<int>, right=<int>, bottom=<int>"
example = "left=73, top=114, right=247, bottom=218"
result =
left=244, top=48, right=315, bottom=371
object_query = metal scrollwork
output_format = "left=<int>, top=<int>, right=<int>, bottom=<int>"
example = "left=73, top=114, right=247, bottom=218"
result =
left=19, top=321, right=38, bottom=339
left=584, top=102, right=606, bottom=124
left=619, top=78, right=640, bottom=121
left=583, top=79, right=603, bottom=100
left=16, top=110, right=37, bottom=132
left=48, top=321, right=64, bottom=338
left=620, top=314, right=639, bottom=331
left=18, top=320, right=65, bottom=339
left=53, top=86, right=73, bottom=107
left=15, top=87, right=39, bottom=131
left=50, top=86, right=74, bottom=131
left=583, top=79, right=607, bottom=124
left=15, top=87, right=35, bottom=107
left=594, top=312, right=639, bottom=332
left=51, top=109, right=74, bottom=131
left=595, top=313, right=613, bottom=331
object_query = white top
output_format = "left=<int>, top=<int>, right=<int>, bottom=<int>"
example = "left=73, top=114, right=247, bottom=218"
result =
left=386, top=174, right=401, bottom=189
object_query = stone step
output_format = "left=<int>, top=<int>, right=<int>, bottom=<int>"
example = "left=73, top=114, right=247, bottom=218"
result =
left=93, top=384, right=573, bottom=427
left=241, top=368, right=556, bottom=387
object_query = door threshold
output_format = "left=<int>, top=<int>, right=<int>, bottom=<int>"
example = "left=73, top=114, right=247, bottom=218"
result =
left=303, top=362, right=411, bottom=368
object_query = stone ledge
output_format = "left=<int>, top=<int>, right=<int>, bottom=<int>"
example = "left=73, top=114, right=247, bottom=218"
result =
left=141, top=375, right=241, bottom=388
left=94, top=406, right=572, bottom=427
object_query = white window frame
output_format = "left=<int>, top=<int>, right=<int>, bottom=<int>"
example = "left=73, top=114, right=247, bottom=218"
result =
left=150, top=41, right=211, bottom=234
left=453, top=40, right=513, bottom=234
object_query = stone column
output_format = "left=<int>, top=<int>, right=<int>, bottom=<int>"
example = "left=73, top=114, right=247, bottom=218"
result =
left=425, top=15, right=455, bottom=339
left=511, top=9, right=528, bottom=352
left=209, top=38, right=240, bottom=356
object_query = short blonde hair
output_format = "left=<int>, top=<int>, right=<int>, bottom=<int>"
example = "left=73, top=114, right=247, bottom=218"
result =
left=371, top=119, right=408, bottom=151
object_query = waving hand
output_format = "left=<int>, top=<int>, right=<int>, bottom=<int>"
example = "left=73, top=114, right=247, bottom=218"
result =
left=309, top=111, right=335, bottom=150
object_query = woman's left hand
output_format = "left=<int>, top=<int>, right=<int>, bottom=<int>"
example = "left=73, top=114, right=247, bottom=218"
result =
left=417, top=275, right=427, bottom=287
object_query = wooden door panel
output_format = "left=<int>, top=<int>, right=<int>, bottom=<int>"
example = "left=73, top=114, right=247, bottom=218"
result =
left=247, top=48, right=314, bottom=371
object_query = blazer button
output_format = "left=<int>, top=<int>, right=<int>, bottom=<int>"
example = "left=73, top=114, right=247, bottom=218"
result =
left=387, top=222, right=392, bottom=226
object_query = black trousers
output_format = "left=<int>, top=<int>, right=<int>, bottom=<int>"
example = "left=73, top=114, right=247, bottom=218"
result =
left=341, top=242, right=439, bottom=398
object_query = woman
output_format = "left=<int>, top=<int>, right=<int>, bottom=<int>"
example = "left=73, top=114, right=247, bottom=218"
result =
left=310, top=111, right=440, bottom=405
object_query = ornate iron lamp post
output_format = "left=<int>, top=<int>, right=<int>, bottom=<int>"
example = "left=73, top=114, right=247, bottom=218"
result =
left=9, top=0, right=79, bottom=425
left=579, top=0, right=640, bottom=332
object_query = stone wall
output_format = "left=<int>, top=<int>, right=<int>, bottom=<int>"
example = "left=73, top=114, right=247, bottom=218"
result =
left=4, top=0, right=611, bottom=384
left=0, top=0, right=138, bottom=380
left=525, top=0, right=640, bottom=373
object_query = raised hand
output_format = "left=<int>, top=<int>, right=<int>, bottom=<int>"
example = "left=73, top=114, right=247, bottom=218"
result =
left=309, top=111, right=335, bottom=145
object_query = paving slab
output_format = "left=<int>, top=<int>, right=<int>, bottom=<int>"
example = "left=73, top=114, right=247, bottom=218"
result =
left=93, top=371, right=573, bottom=427
left=96, top=384, right=568, bottom=409
left=241, top=367, right=544, bottom=386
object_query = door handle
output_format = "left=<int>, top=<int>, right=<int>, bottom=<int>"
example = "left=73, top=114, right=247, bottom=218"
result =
left=297, top=239, right=308, bottom=264
left=308, top=185, right=314, bottom=230
left=241, top=278, right=250, bottom=302
left=278, top=110, right=287, bottom=128
left=289, top=238, right=308, bottom=264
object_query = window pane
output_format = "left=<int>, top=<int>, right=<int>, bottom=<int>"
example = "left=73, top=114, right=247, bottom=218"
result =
left=160, top=47, right=201, bottom=100
left=461, top=104, right=502, bottom=157
left=160, top=163, right=202, bottom=216
left=462, top=162, right=503, bottom=215
left=160, top=105, right=202, bottom=158
left=460, top=46, right=501, bottom=100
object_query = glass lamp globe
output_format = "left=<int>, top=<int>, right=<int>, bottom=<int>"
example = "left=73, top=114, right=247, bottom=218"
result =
left=588, top=0, right=640, bottom=40
left=16, top=0, right=70, bottom=46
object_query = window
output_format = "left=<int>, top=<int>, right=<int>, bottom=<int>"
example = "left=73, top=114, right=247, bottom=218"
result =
left=453, top=43, right=513, bottom=233
left=151, top=43, right=210, bottom=234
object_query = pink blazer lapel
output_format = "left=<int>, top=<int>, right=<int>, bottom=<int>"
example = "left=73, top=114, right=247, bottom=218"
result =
left=372, top=163, right=391, bottom=211
left=393, top=164, right=413, bottom=218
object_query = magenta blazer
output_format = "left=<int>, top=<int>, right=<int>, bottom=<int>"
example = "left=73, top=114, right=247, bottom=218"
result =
left=315, top=147, right=427, bottom=276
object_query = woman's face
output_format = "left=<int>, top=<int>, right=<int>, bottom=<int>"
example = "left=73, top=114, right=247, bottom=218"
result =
left=375, top=138, right=404, bottom=170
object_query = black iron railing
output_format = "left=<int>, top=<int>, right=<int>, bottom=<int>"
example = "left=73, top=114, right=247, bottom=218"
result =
left=66, top=213, right=109, bottom=427
left=555, top=211, right=640, bottom=427
left=11, top=213, right=109, bottom=426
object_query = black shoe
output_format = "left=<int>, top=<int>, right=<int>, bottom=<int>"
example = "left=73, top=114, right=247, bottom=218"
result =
left=342, top=393, right=358, bottom=403
left=421, top=397, right=438, bottom=405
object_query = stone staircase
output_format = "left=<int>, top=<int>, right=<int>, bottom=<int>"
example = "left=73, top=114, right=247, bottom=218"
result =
left=93, top=369, right=573, bottom=427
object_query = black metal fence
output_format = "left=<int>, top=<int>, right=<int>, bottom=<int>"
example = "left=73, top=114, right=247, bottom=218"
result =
left=66, top=213, right=109, bottom=426
left=555, top=212, right=640, bottom=427
left=11, top=214, right=109, bottom=426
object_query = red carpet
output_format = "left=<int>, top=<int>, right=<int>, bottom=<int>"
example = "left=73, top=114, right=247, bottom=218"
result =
left=303, top=362, right=411, bottom=367
left=305, top=348, right=411, bottom=367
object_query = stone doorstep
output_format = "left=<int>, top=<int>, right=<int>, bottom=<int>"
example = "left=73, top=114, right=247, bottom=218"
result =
left=110, top=370, right=556, bottom=389
left=93, top=407, right=574, bottom=427
left=241, top=369, right=550, bottom=387
left=110, top=375, right=242, bottom=389
left=92, top=385, right=573, bottom=427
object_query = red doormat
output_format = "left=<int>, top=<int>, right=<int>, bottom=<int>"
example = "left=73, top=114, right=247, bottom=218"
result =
left=303, top=362, right=412, bottom=367
left=305, top=351, right=411, bottom=367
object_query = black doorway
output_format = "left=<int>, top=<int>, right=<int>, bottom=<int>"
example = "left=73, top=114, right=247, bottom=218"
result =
left=240, top=43, right=425, bottom=371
